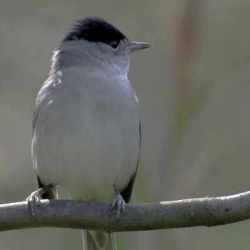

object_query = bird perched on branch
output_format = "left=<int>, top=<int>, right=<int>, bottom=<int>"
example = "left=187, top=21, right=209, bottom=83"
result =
left=30, top=16, right=149, bottom=250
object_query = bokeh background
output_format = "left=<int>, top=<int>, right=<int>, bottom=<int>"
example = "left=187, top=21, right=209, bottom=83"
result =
left=1, top=0, right=250, bottom=249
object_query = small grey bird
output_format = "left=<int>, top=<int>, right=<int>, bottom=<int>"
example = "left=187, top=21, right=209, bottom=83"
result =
left=30, top=17, right=149, bottom=250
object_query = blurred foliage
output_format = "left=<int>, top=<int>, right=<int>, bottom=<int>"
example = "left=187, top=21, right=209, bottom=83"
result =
left=1, top=0, right=250, bottom=249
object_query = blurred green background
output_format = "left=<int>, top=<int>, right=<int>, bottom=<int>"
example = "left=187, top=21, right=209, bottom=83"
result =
left=1, top=0, right=250, bottom=249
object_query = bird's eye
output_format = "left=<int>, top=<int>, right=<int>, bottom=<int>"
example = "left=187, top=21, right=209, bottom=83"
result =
left=109, top=40, right=119, bottom=49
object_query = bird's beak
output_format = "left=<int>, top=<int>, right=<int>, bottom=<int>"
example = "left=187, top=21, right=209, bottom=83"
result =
left=128, top=41, right=150, bottom=52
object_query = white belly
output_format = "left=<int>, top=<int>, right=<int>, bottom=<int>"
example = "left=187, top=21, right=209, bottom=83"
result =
left=32, top=72, right=140, bottom=202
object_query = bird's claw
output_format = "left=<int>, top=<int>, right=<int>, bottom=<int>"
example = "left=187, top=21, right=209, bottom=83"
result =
left=111, top=193, right=126, bottom=216
left=26, top=188, right=44, bottom=217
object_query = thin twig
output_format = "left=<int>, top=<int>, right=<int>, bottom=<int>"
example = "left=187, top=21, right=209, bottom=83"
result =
left=0, top=190, right=250, bottom=232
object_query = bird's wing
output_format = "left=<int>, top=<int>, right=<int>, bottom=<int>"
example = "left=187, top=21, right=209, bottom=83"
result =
left=32, top=79, right=57, bottom=197
left=32, top=79, right=52, bottom=133
left=120, top=120, right=142, bottom=203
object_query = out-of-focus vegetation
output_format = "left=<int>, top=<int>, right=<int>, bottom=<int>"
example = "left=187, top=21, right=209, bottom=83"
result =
left=1, top=0, right=250, bottom=249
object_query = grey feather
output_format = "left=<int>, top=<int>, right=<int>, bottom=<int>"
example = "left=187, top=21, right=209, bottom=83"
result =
left=82, top=231, right=116, bottom=250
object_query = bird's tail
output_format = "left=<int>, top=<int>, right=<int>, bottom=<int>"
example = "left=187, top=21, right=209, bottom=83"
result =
left=82, top=230, right=117, bottom=250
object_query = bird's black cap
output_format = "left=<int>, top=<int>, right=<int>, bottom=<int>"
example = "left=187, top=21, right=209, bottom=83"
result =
left=63, top=17, right=127, bottom=48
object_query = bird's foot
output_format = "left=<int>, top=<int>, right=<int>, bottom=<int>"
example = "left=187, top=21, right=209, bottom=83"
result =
left=111, top=193, right=126, bottom=216
left=26, top=188, right=45, bottom=217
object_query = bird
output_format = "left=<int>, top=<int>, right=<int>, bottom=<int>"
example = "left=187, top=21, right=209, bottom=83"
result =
left=30, top=16, right=149, bottom=250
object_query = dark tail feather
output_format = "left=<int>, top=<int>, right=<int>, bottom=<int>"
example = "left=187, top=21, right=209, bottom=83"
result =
left=82, top=230, right=116, bottom=250
left=37, top=176, right=56, bottom=199
left=40, top=187, right=55, bottom=199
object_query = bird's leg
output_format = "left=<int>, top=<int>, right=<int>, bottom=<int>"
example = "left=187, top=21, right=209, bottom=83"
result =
left=26, top=186, right=52, bottom=217
left=26, top=188, right=44, bottom=217
left=111, top=193, right=126, bottom=216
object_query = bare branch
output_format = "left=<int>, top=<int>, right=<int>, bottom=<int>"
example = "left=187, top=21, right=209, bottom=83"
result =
left=1, top=191, right=250, bottom=232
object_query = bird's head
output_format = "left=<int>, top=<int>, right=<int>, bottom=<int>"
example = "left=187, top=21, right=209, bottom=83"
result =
left=56, top=17, right=149, bottom=73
